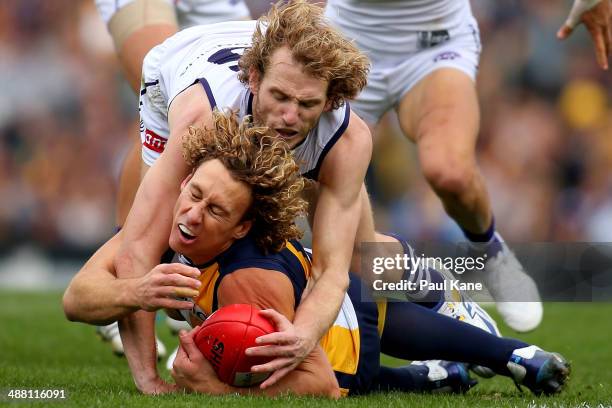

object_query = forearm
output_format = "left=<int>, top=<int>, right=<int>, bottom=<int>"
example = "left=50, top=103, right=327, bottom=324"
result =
left=115, top=195, right=166, bottom=389
left=119, top=311, right=160, bottom=390
left=63, top=274, right=138, bottom=325
left=64, top=233, right=140, bottom=324
left=297, top=115, right=370, bottom=339
left=222, top=376, right=337, bottom=398
left=115, top=159, right=179, bottom=280
left=293, top=271, right=348, bottom=344
left=193, top=361, right=339, bottom=398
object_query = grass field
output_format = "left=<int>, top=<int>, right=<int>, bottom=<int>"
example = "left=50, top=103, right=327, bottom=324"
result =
left=1, top=291, right=611, bottom=407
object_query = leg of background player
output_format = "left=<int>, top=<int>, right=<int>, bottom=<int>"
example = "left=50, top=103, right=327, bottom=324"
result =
left=396, top=68, right=542, bottom=332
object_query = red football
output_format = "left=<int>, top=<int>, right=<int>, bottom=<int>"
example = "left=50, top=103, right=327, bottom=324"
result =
left=194, top=304, right=276, bottom=387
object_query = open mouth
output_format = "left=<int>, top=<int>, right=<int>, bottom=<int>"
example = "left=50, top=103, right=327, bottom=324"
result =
left=178, top=224, right=196, bottom=242
left=276, top=128, right=298, bottom=138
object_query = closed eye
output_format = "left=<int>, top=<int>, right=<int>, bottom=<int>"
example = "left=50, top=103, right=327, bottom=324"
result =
left=300, top=101, right=319, bottom=109
left=272, top=91, right=289, bottom=102
left=208, top=205, right=227, bottom=218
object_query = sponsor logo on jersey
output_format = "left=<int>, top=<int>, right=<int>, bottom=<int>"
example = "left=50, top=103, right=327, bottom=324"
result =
left=418, top=30, right=451, bottom=48
left=143, top=129, right=167, bottom=153
left=434, top=51, right=461, bottom=62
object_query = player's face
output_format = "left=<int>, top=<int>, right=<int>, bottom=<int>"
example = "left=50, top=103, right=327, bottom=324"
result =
left=249, top=46, right=330, bottom=148
left=169, top=159, right=252, bottom=264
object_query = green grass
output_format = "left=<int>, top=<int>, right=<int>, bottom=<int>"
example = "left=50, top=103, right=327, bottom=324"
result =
left=1, top=291, right=611, bottom=407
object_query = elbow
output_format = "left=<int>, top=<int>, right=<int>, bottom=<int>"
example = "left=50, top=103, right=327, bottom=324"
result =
left=333, top=272, right=350, bottom=295
left=308, top=375, right=340, bottom=399
left=62, top=284, right=113, bottom=325
left=323, top=380, right=341, bottom=399
left=62, top=288, right=80, bottom=322
left=314, top=265, right=349, bottom=293
left=323, top=370, right=341, bottom=399
left=296, top=368, right=341, bottom=399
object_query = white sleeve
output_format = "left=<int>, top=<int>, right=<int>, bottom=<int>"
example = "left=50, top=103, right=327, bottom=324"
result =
left=564, top=0, right=603, bottom=28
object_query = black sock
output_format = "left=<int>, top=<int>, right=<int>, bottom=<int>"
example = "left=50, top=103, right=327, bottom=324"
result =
left=380, top=301, right=528, bottom=376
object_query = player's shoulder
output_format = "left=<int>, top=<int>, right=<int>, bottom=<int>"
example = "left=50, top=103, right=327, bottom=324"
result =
left=318, top=107, right=372, bottom=181
left=217, top=234, right=309, bottom=278
left=316, top=104, right=370, bottom=156
left=168, top=19, right=257, bottom=43
left=215, top=236, right=309, bottom=314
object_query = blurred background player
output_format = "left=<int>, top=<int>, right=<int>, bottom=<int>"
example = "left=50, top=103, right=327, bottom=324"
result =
left=93, top=0, right=251, bottom=358
left=324, top=0, right=612, bottom=332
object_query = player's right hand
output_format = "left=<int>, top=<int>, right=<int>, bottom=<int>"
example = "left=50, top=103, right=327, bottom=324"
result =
left=134, top=263, right=201, bottom=312
left=247, top=309, right=316, bottom=389
left=557, top=0, right=612, bottom=70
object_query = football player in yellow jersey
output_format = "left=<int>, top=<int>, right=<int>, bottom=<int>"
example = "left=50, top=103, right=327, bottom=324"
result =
left=64, top=110, right=339, bottom=396
left=64, top=111, right=569, bottom=397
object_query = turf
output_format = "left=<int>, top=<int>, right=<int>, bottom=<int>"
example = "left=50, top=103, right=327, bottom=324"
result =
left=1, top=291, right=610, bottom=407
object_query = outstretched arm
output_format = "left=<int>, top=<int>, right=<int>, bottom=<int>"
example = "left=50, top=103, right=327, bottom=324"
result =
left=171, top=268, right=340, bottom=398
left=247, top=111, right=372, bottom=387
left=62, top=232, right=200, bottom=325
left=557, top=0, right=612, bottom=70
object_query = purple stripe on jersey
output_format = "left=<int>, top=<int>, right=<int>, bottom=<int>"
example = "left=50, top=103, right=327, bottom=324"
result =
left=140, top=80, right=160, bottom=96
left=303, top=102, right=351, bottom=181
left=197, top=78, right=217, bottom=109
left=247, top=92, right=253, bottom=116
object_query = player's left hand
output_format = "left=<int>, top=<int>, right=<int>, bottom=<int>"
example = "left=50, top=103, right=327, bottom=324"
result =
left=557, top=0, right=612, bottom=70
left=171, top=328, right=226, bottom=394
left=245, top=309, right=317, bottom=389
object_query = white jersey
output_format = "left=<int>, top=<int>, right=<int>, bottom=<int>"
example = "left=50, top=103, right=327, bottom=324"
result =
left=325, top=0, right=474, bottom=59
left=140, top=21, right=350, bottom=180
left=95, top=0, right=250, bottom=26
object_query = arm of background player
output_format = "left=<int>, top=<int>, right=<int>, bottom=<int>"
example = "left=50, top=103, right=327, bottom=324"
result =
left=62, top=232, right=200, bottom=325
left=171, top=268, right=340, bottom=398
left=248, top=111, right=373, bottom=387
left=557, top=0, right=611, bottom=70
left=114, top=84, right=214, bottom=395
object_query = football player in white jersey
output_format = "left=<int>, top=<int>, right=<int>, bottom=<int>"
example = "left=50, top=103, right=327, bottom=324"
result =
left=93, top=0, right=252, bottom=359
left=114, top=1, right=373, bottom=394
left=324, top=0, right=612, bottom=333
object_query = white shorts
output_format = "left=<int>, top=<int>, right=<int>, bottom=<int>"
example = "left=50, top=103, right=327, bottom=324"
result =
left=344, top=19, right=482, bottom=125
left=95, top=0, right=250, bottom=27
left=138, top=39, right=171, bottom=167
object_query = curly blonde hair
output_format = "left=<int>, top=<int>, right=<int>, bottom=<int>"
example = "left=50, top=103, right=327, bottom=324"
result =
left=238, top=0, right=370, bottom=110
left=182, top=110, right=307, bottom=253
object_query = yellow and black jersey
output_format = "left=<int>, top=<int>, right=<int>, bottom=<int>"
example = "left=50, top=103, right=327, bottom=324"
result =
left=173, top=234, right=384, bottom=396
left=321, top=274, right=385, bottom=396
left=175, top=234, right=311, bottom=327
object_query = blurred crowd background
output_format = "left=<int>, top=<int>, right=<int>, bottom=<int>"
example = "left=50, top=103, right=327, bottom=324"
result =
left=0, top=0, right=611, bottom=283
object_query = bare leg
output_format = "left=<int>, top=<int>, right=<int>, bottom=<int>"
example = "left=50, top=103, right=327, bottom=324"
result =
left=397, top=68, right=491, bottom=234
left=396, top=68, right=542, bottom=332
left=116, top=24, right=177, bottom=94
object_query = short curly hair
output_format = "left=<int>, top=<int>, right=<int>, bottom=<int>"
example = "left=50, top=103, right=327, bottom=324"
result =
left=238, top=0, right=370, bottom=110
left=182, top=110, right=307, bottom=253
